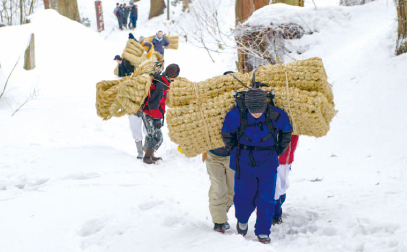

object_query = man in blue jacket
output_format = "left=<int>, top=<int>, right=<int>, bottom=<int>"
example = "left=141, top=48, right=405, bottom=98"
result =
left=221, top=88, right=292, bottom=244
left=152, top=31, right=169, bottom=56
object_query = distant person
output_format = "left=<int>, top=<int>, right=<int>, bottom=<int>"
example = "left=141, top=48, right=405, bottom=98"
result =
left=123, top=3, right=131, bottom=29
left=116, top=4, right=124, bottom=30
left=129, top=3, right=138, bottom=30
left=141, top=64, right=180, bottom=164
left=152, top=31, right=169, bottom=57
left=273, top=134, right=299, bottom=225
left=113, top=3, right=120, bottom=17
left=114, top=55, right=134, bottom=77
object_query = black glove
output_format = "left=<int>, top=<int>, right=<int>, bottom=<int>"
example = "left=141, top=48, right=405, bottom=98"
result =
left=154, top=119, right=162, bottom=129
left=276, top=146, right=287, bottom=156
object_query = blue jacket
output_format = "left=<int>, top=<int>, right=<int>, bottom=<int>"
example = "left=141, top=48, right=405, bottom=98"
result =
left=152, top=36, right=169, bottom=55
left=221, top=107, right=292, bottom=175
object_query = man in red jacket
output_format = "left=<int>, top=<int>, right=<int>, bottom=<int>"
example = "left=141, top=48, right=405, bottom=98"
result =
left=273, top=134, right=299, bottom=225
left=141, top=64, right=180, bottom=164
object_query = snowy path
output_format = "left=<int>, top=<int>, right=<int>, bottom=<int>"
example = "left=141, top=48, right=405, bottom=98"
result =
left=1, top=0, right=406, bottom=251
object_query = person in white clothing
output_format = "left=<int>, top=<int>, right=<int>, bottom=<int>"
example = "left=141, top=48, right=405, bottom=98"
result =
left=129, top=111, right=147, bottom=159
left=273, top=134, right=299, bottom=225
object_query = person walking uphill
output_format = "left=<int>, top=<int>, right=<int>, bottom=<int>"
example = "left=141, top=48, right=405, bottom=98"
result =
left=141, top=64, right=180, bottom=164
left=204, top=146, right=235, bottom=233
left=152, top=31, right=169, bottom=56
left=273, top=134, right=299, bottom=225
left=221, top=88, right=292, bottom=244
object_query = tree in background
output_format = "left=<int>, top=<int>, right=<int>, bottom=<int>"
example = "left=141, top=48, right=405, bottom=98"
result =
left=149, top=0, right=166, bottom=19
left=57, top=0, right=80, bottom=22
left=396, top=0, right=407, bottom=55
left=236, top=0, right=269, bottom=72
left=0, top=0, right=37, bottom=25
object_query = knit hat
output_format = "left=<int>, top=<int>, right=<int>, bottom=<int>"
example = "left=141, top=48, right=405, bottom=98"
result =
left=245, top=88, right=267, bottom=114
left=165, top=64, right=180, bottom=78
left=128, top=33, right=135, bottom=40
left=113, top=55, right=122, bottom=60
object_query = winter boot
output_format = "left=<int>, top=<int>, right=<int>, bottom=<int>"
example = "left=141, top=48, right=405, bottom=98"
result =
left=272, top=217, right=283, bottom=225
left=213, top=223, right=226, bottom=233
left=224, top=222, right=230, bottom=230
left=151, top=151, right=162, bottom=161
left=136, top=141, right=143, bottom=159
left=143, top=145, right=156, bottom=164
left=257, top=235, right=271, bottom=244
left=236, top=222, right=248, bottom=236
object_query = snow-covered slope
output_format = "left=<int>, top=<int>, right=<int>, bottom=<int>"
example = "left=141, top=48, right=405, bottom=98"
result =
left=0, top=0, right=406, bottom=251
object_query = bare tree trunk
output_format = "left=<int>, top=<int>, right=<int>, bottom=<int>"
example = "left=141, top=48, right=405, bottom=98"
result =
left=57, top=0, right=80, bottom=22
left=182, top=0, right=189, bottom=10
left=236, top=0, right=269, bottom=72
left=254, top=0, right=269, bottom=9
left=149, top=0, right=166, bottom=20
left=44, top=0, right=50, bottom=9
left=20, top=0, right=23, bottom=24
left=396, top=0, right=407, bottom=55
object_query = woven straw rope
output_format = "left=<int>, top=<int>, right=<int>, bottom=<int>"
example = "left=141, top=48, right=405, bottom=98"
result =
left=193, top=83, right=213, bottom=150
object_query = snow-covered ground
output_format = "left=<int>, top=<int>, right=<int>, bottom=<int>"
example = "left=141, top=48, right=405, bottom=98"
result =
left=0, top=0, right=406, bottom=251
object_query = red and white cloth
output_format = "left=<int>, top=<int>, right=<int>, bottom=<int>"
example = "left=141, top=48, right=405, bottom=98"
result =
left=275, top=135, right=299, bottom=199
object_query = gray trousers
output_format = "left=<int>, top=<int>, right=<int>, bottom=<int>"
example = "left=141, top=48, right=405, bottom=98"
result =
left=141, top=113, right=163, bottom=151
left=205, top=152, right=235, bottom=224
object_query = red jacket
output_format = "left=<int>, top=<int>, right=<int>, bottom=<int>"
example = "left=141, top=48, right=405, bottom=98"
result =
left=278, top=135, right=299, bottom=165
left=143, top=75, right=171, bottom=119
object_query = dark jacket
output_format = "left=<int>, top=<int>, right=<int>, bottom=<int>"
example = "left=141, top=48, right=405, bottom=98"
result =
left=209, top=147, right=230, bottom=157
left=143, top=75, right=171, bottom=119
left=152, top=36, right=169, bottom=56
left=118, top=59, right=134, bottom=77
left=117, top=8, right=124, bottom=18
left=130, top=6, right=138, bottom=18
left=124, top=7, right=131, bottom=19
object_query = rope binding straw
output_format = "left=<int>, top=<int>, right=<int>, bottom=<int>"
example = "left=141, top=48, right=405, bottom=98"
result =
left=192, top=82, right=213, bottom=150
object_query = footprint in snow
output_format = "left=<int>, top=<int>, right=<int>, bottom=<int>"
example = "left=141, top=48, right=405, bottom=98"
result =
left=138, top=200, right=164, bottom=211
left=62, top=172, right=100, bottom=180
left=78, top=218, right=106, bottom=237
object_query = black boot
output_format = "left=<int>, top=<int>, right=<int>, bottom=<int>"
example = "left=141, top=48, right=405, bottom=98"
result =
left=236, top=222, right=248, bottom=236
left=151, top=150, right=162, bottom=161
left=143, top=145, right=156, bottom=164
left=213, top=223, right=226, bottom=233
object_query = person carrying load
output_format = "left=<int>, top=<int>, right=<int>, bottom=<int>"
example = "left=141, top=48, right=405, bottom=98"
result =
left=221, top=75, right=292, bottom=244
left=141, top=63, right=180, bottom=164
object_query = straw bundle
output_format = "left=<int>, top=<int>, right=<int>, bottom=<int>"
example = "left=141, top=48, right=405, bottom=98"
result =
left=97, top=52, right=161, bottom=120
left=122, top=40, right=164, bottom=68
left=166, top=57, right=337, bottom=157
left=144, top=35, right=179, bottom=50
left=96, top=70, right=153, bottom=120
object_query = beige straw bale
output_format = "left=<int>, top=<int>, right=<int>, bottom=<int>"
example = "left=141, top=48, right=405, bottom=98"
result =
left=166, top=57, right=337, bottom=157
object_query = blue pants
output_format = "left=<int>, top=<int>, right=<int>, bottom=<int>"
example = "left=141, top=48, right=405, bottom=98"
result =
left=234, top=171, right=277, bottom=236
left=274, top=193, right=286, bottom=218
left=117, top=17, right=123, bottom=29
left=131, top=17, right=137, bottom=28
